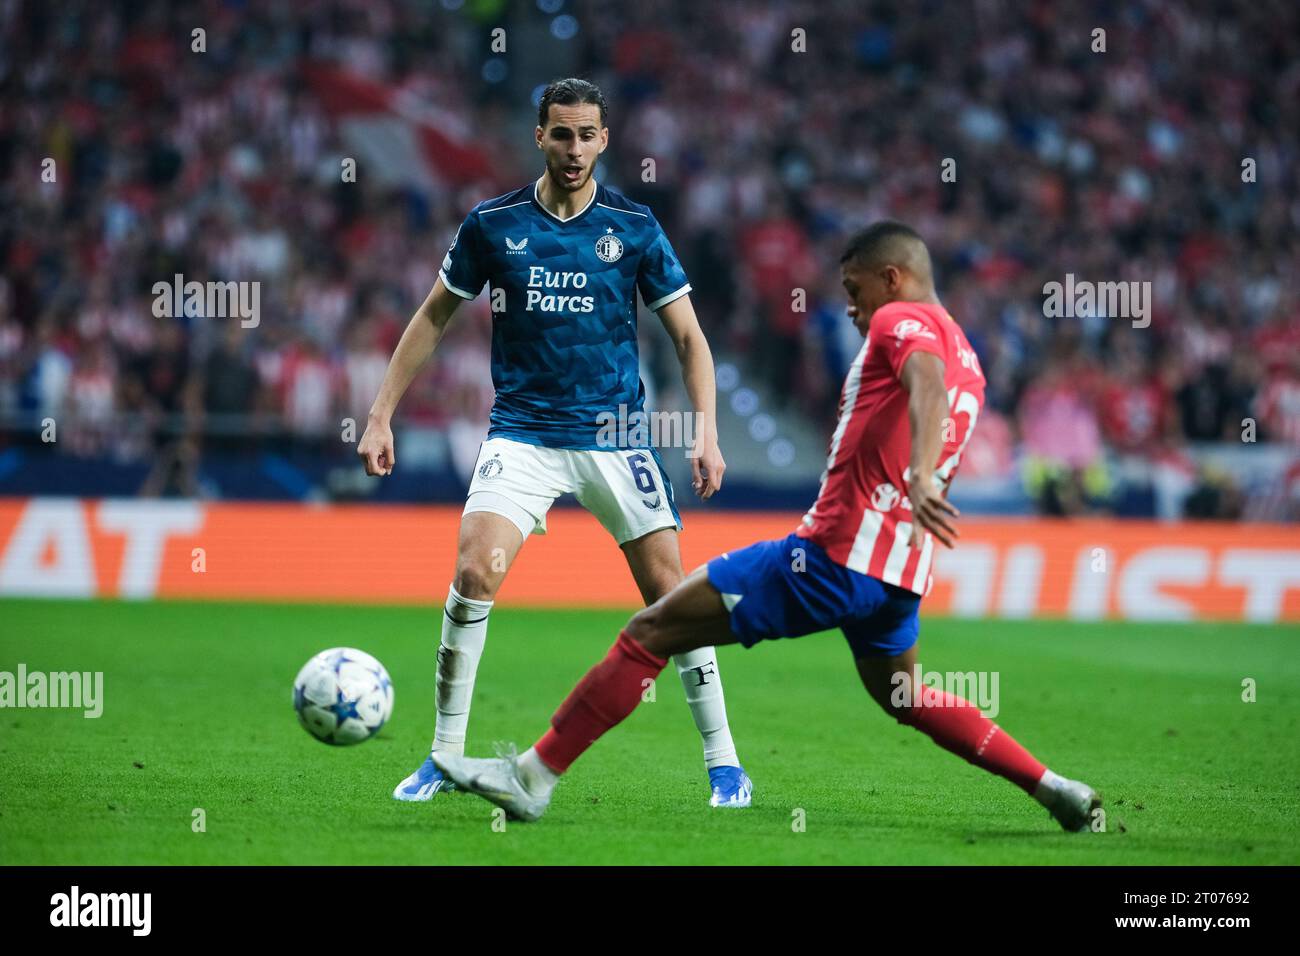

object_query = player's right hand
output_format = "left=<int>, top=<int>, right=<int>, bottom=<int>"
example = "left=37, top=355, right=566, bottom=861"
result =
left=908, top=476, right=959, bottom=549
left=358, top=419, right=396, bottom=476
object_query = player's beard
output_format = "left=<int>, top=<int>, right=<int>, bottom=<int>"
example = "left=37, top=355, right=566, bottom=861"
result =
left=547, top=155, right=593, bottom=192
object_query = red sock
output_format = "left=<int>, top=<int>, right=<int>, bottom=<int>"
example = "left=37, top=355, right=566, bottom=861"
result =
left=899, top=687, right=1046, bottom=794
left=535, top=631, right=667, bottom=773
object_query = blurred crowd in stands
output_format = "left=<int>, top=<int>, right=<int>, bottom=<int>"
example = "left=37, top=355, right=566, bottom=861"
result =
left=2, top=0, right=1298, bottom=516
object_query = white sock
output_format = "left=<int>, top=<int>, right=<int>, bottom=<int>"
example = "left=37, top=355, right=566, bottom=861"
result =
left=1033, top=768, right=1067, bottom=807
left=673, top=647, right=740, bottom=770
left=517, top=747, right=559, bottom=797
left=431, top=584, right=492, bottom=756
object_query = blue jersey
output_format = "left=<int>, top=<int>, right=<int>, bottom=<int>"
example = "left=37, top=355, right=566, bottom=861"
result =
left=439, top=179, right=692, bottom=449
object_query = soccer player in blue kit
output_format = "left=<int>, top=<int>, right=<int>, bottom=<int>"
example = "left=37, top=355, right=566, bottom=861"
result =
left=358, top=78, right=752, bottom=808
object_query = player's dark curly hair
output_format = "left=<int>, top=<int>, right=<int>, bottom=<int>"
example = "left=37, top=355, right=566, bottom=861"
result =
left=537, top=77, right=608, bottom=128
left=840, top=220, right=926, bottom=268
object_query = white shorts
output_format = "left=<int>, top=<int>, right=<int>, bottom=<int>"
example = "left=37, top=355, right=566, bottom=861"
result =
left=463, top=436, right=682, bottom=545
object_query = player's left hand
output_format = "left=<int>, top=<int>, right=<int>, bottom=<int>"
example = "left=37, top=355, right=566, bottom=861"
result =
left=691, top=435, right=726, bottom=500
left=908, top=475, right=959, bottom=548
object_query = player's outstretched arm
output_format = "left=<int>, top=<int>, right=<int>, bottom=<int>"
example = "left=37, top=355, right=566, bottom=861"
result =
left=656, top=294, right=725, bottom=499
left=358, top=277, right=465, bottom=476
left=901, top=350, right=960, bottom=548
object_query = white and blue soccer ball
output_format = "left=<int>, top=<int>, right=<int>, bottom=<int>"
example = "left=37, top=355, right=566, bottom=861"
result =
left=293, top=647, right=394, bottom=745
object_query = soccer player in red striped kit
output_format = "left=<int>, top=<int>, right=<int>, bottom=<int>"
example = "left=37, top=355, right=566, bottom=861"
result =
left=435, top=221, right=1102, bottom=831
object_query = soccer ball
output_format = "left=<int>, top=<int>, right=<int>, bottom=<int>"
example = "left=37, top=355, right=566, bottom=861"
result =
left=292, top=647, right=394, bottom=745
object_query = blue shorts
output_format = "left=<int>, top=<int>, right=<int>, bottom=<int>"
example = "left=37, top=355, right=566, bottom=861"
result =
left=706, top=532, right=921, bottom=659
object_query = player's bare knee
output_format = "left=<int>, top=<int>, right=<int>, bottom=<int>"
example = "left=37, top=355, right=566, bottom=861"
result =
left=882, top=695, right=919, bottom=726
left=624, top=606, right=655, bottom=642
left=453, top=562, right=499, bottom=602
left=624, top=606, right=668, bottom=655
left=859, top=665, right=917, bottom=723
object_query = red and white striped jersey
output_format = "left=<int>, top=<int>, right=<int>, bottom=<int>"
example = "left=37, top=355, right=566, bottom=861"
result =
left=795, top=301, right=985, bottom=596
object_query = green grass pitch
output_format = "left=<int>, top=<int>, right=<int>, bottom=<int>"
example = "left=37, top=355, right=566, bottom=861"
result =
left=1, top=598, right=1297, bottom=865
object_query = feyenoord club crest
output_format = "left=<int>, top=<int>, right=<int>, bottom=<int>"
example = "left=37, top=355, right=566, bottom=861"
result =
left=478, top=455, right=503, bottom=479
left=595, top=230, right=623, bottom=263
